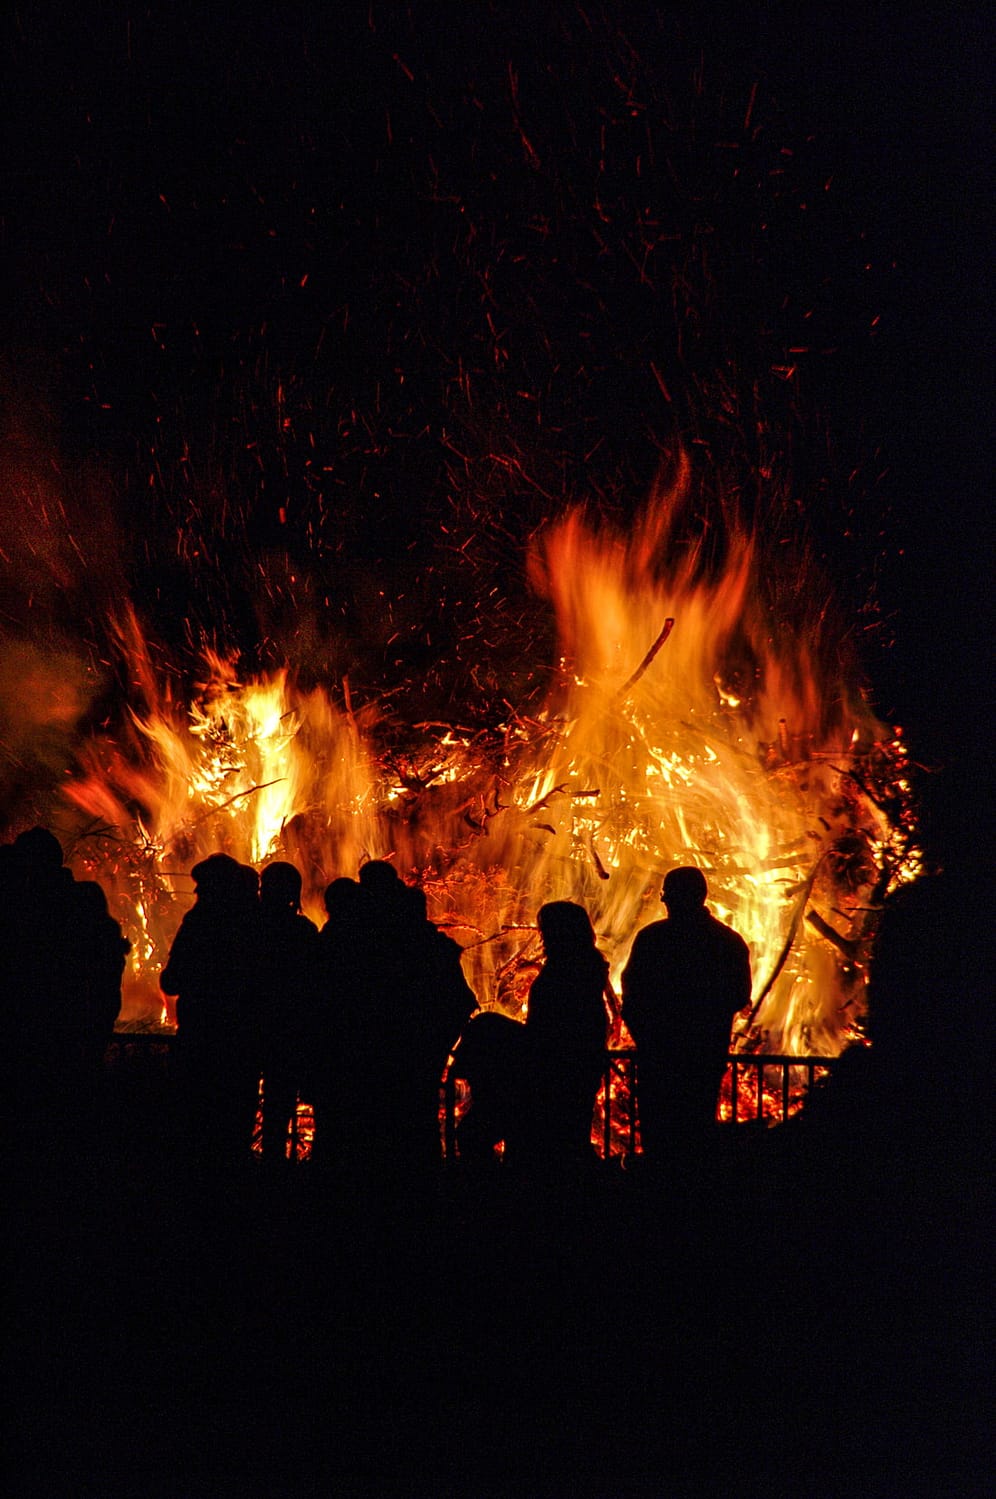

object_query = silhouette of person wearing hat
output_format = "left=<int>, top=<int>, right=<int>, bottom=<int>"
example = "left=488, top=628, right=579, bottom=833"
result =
left=622, top=867, right=751, bottom=1162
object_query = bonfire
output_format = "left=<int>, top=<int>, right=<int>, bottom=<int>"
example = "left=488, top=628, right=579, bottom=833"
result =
left=56, top=453, right=919, bottom=1139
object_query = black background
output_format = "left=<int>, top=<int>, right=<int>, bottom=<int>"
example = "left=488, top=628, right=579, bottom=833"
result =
left=3, top=8, right=992, bottom=1494
left=2, top=2, right=991, bottom=867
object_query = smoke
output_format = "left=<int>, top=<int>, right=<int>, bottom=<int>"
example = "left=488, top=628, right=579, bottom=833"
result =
left=0, top=374, right=128, bottom=823
left=0, top=639, right=91, bottom=799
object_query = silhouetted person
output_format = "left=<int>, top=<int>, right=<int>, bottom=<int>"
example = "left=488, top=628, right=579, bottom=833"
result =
left=314, top=876, right=368, bottom=1168
left=68, top=879, right=130, bottom=1075
left=354, top=861, right=412, bottom=1173
left=0, top=827, right=121, bottom=1151
left=450, top=1011, right=531, bottom=1168
left=2, top=832, right=56, bottom=1138
left=622, top=866, right=752, bottom=1163
left=526, top=901, right=611, bottom=1168
left=404, top=883, right=479, bottom=1081
left=254, top=861, right=320, bottom=1163
left=346, top=860, right=476, bottom=1183
left=160, top=853, right=260, bottom=1168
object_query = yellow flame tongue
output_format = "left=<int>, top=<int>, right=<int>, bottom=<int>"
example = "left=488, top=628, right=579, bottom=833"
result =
left=513, top=497, right=888, bottom=1056
left=65, top=488, right=919, bottom=1058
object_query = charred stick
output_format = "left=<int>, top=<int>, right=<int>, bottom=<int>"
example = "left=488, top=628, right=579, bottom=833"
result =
left=778, top=718, right=790, bottom=761
left=168, top=779, right=286, bottom=841
left=615, top=617, right=675, bottom=700
left=589, top=834, right=610, bottom=880
left=805, top=909, right=858, bottom=959
left=528, top=782, right=570, bottom=812
left=341, top=674, right=360, bottom=740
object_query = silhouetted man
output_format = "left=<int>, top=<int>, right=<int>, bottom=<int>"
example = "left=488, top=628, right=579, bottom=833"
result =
left=68, top=879, right=130, bottom=1073
left=622, top=867, right=751, bottom=1160
left=254, top=861, right=320, bottom=1163
left=314, top=876, right=368, bottom=1169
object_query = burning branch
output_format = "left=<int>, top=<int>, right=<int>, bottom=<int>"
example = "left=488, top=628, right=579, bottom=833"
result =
left=588, top=833, right=611, bottom=881
left=163, top=778, right=286, bottom=845
left=805, top=909, right=858, bottom=960
left=614, top=617, right=675, bottom=700
left=741, top=852, right=827, bottom=1032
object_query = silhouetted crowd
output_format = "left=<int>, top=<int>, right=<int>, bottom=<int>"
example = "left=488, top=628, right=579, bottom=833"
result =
left=3, top=826, right=765, bottom=1177
left=5, top=826, right=981, bottom=1498
left=156, top=853, right=478, bottom=1180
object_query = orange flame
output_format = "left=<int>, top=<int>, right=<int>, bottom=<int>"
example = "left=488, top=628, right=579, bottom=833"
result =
left=63, top=477, right=919, bottom=1075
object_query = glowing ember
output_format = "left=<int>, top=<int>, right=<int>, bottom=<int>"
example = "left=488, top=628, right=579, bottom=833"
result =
left=62, top=467, right=919, bottom=1102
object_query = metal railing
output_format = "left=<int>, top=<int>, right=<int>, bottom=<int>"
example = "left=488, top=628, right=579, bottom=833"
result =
left=104, top=1033, right=836, bottom=1161
left=725, top=1053, right=835, bottom=1126
left=443, top=1049, right=837, bottom=1161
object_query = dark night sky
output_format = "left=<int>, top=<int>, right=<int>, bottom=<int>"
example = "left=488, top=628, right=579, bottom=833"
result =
left=1, top=1, right=991, bottom=864
left=1, top=16, right=992, bottom=1489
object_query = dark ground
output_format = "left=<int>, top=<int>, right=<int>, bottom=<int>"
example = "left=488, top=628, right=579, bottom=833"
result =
left=7, top=1006, right=990, bottom=1497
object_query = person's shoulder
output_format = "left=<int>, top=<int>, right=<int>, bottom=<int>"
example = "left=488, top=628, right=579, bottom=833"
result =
left=629, top=918, right=668, bottom=951
left=171, top=905, right=200, bottom=936
left=707, top=913, right=750, bottom=951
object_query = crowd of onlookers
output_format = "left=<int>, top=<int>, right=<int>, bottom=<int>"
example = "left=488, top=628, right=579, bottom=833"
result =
left=2, top=827, right=761, bottom=1178
left=161, top=851, right=477, bottom=1175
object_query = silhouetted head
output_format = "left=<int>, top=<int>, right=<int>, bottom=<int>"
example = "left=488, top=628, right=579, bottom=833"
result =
left=13, top=825, right=63, bottom=872
left=358, top=859, right=399, bottom=893
left=191, top=852, right=244, bottom=897
left=358, top=859, right=409, bottom=913
left=324, top=876, right=364, bottom=921
left=662, top=865, right=708, bottom=916
left=537, top=900, right=597, bottom=961
left=260, top=860, right=302, bottom=912
left=74, top=879, right=110, bottom=917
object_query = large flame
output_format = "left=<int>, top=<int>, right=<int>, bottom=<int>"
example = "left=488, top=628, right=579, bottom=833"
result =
left=62, top=475, right=919, bottom=1079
